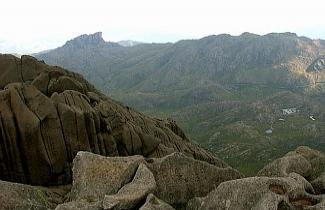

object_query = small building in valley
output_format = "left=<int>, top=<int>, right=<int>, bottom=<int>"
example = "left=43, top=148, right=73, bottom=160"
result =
left=310, top=115, right=316, bottom=121
left=265, top=129, right=273, bottom=135
left=282, top=108, right=297, bottom=115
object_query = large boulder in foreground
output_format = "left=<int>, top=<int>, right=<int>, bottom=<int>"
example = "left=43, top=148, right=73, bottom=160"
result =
left=69, top=152, right=146, bottom=201
left=147, top=152, right=242, bottom=208
left=187, top=176, right=320, bottom=210
left=102, top=163, right=156, bottom=210
left=258, top=146, right=325, bottom=181
left=0, top=54, right=226, bottom=186
left=188, top=146, right=325, bottom=210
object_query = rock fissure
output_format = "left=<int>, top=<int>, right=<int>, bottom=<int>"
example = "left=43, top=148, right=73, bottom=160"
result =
left=11, top=107, right=31, bottom=183
left=56, top=105, right=71, bottom=161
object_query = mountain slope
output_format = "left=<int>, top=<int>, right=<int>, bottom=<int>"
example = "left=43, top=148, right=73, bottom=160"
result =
left=35, top=32, right=325, bottom=107
left=35, top=32, right=325, bottom=175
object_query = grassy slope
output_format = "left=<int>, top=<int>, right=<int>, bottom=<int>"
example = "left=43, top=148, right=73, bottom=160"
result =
left=141, top=87, right=325, bottom=176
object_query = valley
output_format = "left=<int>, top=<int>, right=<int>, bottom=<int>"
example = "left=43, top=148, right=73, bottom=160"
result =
left=35, top=32, right=325, bottom=175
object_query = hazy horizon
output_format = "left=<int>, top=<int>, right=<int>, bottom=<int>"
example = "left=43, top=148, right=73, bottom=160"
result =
left=1, top=0, right=325, bottom=54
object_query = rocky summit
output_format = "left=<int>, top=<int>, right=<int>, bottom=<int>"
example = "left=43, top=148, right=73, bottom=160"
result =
left=0, top=54, right=225, bottom=186
left=0, top=54, right=324, bottom=210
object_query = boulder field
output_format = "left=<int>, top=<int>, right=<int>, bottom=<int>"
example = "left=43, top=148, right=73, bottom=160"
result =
left=0, top=147, right=323, bottom=210
left=0, top=54, right=324, bottom=210
left=188, top=146, right=325, bottom=210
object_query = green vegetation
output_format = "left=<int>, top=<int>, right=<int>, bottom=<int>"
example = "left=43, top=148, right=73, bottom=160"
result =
left=35, top=32, right=325, bottom=175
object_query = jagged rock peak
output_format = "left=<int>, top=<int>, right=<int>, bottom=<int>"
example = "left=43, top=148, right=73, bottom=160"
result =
left=65, top=32, right=106, bottom=47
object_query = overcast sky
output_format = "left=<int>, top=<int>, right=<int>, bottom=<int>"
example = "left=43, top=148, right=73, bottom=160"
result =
left=1, top=0, right=325, bottom=54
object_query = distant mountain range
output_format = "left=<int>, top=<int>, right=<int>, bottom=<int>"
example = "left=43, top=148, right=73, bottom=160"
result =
left=35, top=32, right=325, bottom=175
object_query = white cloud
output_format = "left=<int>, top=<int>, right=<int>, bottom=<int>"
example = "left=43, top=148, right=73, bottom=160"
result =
left=1, top=0, right=325, bottom=54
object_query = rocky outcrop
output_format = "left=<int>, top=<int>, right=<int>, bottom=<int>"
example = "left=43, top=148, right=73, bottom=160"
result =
left=147, top=152, right=241, bottom=208
left=0, top=54, right=226, bottom=186
left=187, top=176, right=321, bottom=210
left=102, top=163, right=156, bottom=209
left=69, top=152, right=146, bottom=201
left=0, top=180, right=68, bottom=210
left=307, top=55, right=325, bottom=72
left=65, top=32, right=106, bottom=47
left=0, top=143, right=323, bottom=210
left=57, top=151, right=240, bottom=210
left=258, top=146, right=325, bottom=181
left=188, top=147, right=325, bottom=210
left=61, top=32, right=120, bottom=49
left=311, top=172, right=325, bottom=194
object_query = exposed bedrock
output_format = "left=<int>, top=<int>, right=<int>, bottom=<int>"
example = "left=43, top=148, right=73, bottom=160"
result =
left=188, top=147, right=325, bottom=210
left=56, top=151, right=241, bottom=210
left=0, top=54, right=226, bottom=185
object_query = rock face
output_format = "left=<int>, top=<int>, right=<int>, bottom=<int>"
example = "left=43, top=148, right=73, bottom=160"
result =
left=62, top=32, right=119, bottom=49
left=0, top=54, right=225, bottom=186
left=307, top=55, right=325, bottom=72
